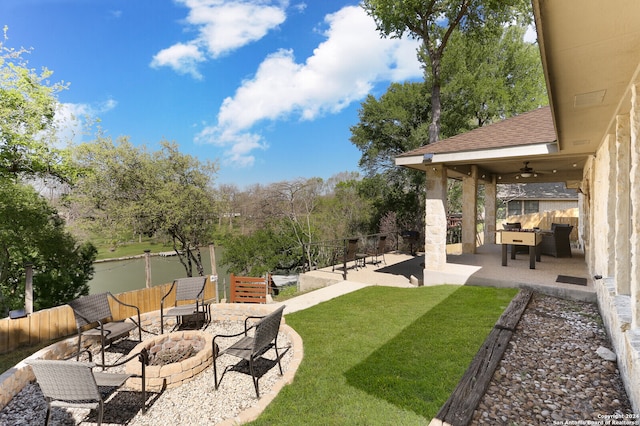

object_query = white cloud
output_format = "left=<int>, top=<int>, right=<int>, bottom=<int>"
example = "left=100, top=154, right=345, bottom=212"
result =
left=151, top=42, right=205, bottom=79
left=151, top=0, right=287, bottom=76
left=53, top=99, right=117, bottom=146
left=196, top=5, right=422, bottom=167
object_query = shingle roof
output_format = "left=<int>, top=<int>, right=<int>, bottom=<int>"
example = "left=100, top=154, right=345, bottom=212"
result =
left=398, top=106, right=555, bottom=157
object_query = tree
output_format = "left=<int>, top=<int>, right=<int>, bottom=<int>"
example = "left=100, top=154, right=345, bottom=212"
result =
left=0, top=181, right=96, bottom=313
left=439, top=25, right=547, bottom=137
left=70, top=137, right=219, bottom=277
left=0, top=27, right=74, bottom=183
left=350, top=82, right=429, bottom=232
left=0, top=29, right=95, bottom=313
left=362, top=0, right=530, bottom=143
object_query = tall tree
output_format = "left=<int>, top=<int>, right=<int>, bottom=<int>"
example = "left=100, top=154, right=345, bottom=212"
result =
left=70, top=137, right=219, bottom=277
left=439, top=24, right=547, bottom=136
left=0, top=181, right=96, bottom=313
left=362, top=0, right=530, bottom=143
left=0, top=30, right=95, bottom=313
left=0, top=27, right=74, bottom=183
left=350, top=82, right=430, bottom=232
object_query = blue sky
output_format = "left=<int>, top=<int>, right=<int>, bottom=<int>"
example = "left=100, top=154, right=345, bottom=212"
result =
left=1, top=0, right=423, bottom=187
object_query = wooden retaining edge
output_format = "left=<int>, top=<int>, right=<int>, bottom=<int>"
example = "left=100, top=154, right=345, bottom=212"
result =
left=429, top=289, right=533, bottom=426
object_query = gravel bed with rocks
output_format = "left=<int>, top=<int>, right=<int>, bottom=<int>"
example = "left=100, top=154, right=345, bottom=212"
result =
left=472, top=292, right=635, bottom=425
left=1, top=293, right=636, bottom=426
left=0, top=320, right=293, bottom=426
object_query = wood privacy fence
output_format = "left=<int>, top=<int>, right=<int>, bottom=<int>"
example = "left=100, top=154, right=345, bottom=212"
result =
left=505, top=208, right=579, bottom=241
left=0, top=277, right=216, bottom=356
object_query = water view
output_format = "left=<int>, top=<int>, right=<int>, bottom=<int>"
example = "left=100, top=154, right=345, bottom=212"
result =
left=88, top=248, right=230, bottom=298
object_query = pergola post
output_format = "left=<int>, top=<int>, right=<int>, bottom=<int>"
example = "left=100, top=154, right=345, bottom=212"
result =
left=484, top=176, right=497, bottom=245
left=461, top=165, right=478, bottom=254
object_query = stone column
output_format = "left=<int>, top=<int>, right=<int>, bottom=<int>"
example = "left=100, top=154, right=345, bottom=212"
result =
left=484, top=177, right=497, bottom=245
left=616, top=114, right=631, bottom=295
left=630, top=84, right=640, bottom=328
left=424, top=165, right=448, bottom=270
left=461, top=165, right=478, bottom=254
left=607, top=134, right=618, bottom=276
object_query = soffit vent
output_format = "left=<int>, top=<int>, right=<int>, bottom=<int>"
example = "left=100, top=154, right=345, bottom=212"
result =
left=574, top=90, right=606, bottom=108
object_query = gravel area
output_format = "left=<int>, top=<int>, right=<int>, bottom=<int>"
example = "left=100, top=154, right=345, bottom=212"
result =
left=472, top=292, right=635, bottom=425
left=1, top=292, right=636, bottom=425
left=0, top=320, right=293, bottom=426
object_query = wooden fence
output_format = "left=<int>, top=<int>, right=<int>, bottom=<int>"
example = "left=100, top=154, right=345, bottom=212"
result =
left=0, top=277, right=216, bottom=355
left=504, top=208, right=580, bottom=241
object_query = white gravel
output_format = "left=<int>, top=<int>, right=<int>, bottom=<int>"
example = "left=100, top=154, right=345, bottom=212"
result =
left=0, top=321, right=293, bottom=426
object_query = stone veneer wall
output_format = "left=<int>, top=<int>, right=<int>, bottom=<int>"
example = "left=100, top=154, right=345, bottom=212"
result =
left=0, top=303, right=281, bottom=411
left=587, top=111, right=640, bottom=413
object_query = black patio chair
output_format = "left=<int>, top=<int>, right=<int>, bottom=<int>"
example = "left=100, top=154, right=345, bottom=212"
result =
left=540, top=224, right=574, bottom=257
left=212, top=305, right=285, bottom=398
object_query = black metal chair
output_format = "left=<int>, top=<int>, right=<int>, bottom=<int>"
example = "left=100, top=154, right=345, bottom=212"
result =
left=68, top=292, right=142, bottom=368
left=366, top=235, right=388, bottom=265
left=212, top=305, right=285, bottom=398
left=27, top=350, right=148, bottom=426
left=160, top=276, right=209, bottom=334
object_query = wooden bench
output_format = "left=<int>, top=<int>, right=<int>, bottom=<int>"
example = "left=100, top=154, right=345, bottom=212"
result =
left=230, top=274, right=269, bottom=304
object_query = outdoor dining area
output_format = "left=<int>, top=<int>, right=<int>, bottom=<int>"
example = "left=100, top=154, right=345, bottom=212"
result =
left=497, top=222, right=574, bottom=269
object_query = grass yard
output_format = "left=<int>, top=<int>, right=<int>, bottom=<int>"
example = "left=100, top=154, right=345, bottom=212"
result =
left=250, top=284, right=518, bottom=426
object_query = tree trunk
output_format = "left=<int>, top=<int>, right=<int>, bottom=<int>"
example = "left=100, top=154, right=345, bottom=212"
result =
left=429, top=53, right=442, bottom=144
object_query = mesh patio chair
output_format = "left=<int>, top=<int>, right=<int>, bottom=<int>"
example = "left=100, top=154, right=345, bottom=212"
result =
left=160, top=276, right=209, bottom=334
left=366, top=235, right=388, bottom=265
left=26, top=350, right=148, bottom=426
left=213, top=305, right=285, bottom=398
left=68, top=292, right=142, bottom=368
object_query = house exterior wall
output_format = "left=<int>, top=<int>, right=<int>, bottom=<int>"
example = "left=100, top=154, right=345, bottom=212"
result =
left=590, top=83, right=640, bottom=413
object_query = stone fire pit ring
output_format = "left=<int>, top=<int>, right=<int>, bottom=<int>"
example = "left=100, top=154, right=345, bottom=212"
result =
left=125, top=330, right=213, bottom=392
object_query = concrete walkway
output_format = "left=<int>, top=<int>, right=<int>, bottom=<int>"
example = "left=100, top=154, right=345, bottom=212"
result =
left=275, top=281, right=371, bottom=314
left=274, top=252, right=421, bottom=314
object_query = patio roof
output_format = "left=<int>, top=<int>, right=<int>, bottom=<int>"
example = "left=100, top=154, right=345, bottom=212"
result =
left=396, top=0, right=640, bottom=186
left=396, top=106, right=586, bottom=185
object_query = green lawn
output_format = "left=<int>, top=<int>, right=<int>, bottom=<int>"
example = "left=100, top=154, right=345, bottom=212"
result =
left=250, top=285, right=518, bottom=426
left=94, top=240, right=174, bottom=260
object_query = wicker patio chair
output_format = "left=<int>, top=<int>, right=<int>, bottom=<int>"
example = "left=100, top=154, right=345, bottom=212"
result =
left=68, top=292, right=142, bottom=368
left=212, top=305, right=285, bottom=398
left=540, top=223, right=574, bottom=258
left=26, top=350, right=148, bottom=426
left=160, top=276, right=209, bottom=334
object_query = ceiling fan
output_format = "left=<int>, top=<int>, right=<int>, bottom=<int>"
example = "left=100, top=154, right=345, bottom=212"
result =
left=518, top=161, right=537, bottom=178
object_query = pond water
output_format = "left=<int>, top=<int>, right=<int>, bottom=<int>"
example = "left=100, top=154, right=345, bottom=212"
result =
left=88, top=247, right=231, bottom=298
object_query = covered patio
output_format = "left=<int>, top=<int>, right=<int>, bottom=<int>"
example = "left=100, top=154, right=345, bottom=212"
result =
left=395, top=0, right=640, bottom=412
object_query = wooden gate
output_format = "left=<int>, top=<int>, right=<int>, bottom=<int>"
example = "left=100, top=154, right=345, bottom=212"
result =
left=229, top=274, right=268, bottom=304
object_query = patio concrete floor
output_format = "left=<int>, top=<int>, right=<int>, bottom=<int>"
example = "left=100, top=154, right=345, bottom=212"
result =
left=288, top=243, right=595, bottom=314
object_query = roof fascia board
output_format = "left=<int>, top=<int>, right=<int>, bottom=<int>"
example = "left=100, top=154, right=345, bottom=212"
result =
left=430, top=143, right=558, bottom=164
left=395, top=155, right=426, bottom=166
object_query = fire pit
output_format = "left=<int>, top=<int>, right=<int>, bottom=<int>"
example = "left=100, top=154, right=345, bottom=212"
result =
left=126, top=330, right=213, bottom=391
